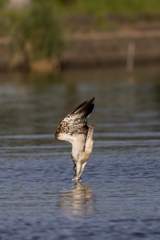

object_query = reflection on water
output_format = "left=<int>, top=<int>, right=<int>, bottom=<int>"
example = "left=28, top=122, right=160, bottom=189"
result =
left=59, top=182, right=94, bottom=215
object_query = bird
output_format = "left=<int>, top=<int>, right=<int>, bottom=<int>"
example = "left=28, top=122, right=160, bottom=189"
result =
left=55, top=97, right=95, bottom=181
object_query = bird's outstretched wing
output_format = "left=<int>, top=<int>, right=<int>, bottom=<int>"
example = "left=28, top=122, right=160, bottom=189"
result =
left=55, top=97, right=95, bottom=144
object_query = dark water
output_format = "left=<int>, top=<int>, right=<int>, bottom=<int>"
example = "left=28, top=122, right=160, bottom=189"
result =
left=0, top=69, right=160, bottom=239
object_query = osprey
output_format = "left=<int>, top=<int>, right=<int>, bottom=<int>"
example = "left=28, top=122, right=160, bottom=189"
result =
left=55, top=97, right=95, bottom=181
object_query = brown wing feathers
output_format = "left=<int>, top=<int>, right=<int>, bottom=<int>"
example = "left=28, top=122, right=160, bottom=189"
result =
left=72, top=97, right=95, bottom=119
left=55, top=98, right=95, bottom=139
left=69, top=101, right=87, bottom=115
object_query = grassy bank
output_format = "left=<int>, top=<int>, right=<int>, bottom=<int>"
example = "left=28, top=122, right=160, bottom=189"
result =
left=1, top=0, right=160, bottom=71
left=0, top=0, right=62, bottom=70
left=55, top=0, right=160, bottom=15
left=54, top=0, right=160, bottom=32
left=1, top=0, right=160, bottom=37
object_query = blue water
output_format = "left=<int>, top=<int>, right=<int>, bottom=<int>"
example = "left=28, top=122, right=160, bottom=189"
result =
left=0, top=69, right=160, bottom=239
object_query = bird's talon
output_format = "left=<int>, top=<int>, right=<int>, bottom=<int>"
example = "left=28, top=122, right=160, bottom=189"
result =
left=72, top=176, right=80, bottom=181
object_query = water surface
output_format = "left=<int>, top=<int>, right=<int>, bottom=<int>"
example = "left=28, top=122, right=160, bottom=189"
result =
left=0, top=69, right=160, bottom=239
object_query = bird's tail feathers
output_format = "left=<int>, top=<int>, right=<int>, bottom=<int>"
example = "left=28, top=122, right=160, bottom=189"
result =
left=86, top=124, right=95, bottom=140
left=85, top=123, right=95, bottom=151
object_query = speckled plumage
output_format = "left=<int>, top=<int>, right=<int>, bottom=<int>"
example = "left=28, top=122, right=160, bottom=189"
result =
left=55, top=97, right=95, bottom=181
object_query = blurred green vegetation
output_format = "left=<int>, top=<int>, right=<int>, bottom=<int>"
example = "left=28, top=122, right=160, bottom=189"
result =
left=14, top=1, right=62, bottom=60
left=0, top=0, right=160, bottom=64
left=54, top=0, right=160, bottom=31
left=0, top=0, right=62, bottom=63
left=54, top=0, right=160, bottom=14
left=0, top=0, right=8, bottom=8
left=53, top=0, right=160, bottom=32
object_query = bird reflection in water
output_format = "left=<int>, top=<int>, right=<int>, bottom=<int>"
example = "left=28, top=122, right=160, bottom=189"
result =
left=58, top=182, right=94, bottom=215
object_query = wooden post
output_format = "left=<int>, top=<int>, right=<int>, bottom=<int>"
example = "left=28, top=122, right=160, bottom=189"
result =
left=126, top=41, right=135, bottom=72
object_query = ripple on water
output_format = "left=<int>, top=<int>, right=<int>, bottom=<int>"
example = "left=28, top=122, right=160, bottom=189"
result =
left=0, top=71, right=160, bottom=239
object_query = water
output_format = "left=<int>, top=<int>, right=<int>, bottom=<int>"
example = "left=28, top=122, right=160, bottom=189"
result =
left=0, top=69, right=160, bottom=239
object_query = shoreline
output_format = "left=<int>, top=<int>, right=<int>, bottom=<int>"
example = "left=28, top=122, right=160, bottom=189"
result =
left=61, top=30, right=160, bottom=70
left=1, top=30, right=160, bottom=72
